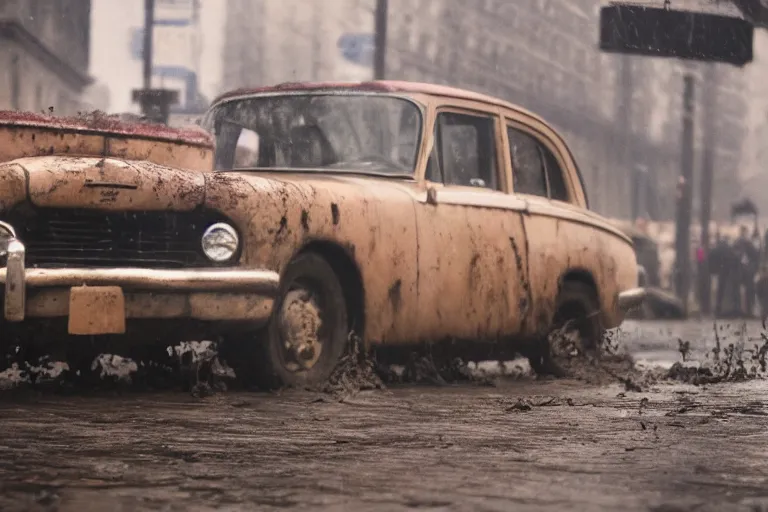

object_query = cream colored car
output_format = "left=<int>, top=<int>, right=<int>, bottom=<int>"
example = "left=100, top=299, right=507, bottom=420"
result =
left=0, top=82, right=644, bottom=387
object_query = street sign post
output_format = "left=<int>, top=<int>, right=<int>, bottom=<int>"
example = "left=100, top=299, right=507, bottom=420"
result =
left=599, top=3, right=754, bottom=66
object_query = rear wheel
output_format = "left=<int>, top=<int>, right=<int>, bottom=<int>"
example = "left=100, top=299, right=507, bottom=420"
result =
left=253, top=252, right=349, bottom=389
left=525, top=281, right=604, bottom=376
left=551, top=281, right=604, bottom=357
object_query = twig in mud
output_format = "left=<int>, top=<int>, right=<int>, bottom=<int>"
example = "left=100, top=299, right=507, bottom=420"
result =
left=506, top=398, right=533, bottom=412
left=712, top=321, right=722, bottom=363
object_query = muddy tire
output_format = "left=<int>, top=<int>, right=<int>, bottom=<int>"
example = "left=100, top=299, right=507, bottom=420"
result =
left=255, top=252, right=349, bottom=390
left=524, top=281, right=604, bottom=377
left=551, top=281, right=604, bottom=357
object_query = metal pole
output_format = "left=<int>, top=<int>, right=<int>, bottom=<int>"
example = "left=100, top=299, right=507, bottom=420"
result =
left=312, top=0, right=321, bottom=80
left=373, top=0, right=388, bottom=80
left=143, top=0, right=155, bottom=91
left=698, top=64, right=717, bottom=315
left=674, top=73, right=696, bottom=312
left=615, top=55, right=633, bottom=219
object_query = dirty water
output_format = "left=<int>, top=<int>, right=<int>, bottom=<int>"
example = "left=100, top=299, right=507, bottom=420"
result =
left=1, top=320, right=768, bottom=511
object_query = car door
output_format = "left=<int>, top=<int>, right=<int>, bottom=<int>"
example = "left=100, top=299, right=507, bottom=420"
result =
left=505, top=117, right=616, bottom=335
left=411, top=106, right=531, bottom=343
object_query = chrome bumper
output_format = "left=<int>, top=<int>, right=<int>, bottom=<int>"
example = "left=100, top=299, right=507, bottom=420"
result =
left=0, top=233, right=280, bottom=323
left=617, top=287, right=647, bottom=312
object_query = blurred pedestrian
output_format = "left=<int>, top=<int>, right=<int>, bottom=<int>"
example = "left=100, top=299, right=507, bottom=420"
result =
left=733, top=225, right=759, bottom=317
left=709, top=233, right=730, bottom=317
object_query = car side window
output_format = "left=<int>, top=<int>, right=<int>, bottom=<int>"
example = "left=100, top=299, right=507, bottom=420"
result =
left=541, top=145, right=569, bottom=202
left=508, top=126, right=570, bottom=202
left=507, top=127, right=547, bottom=197
left=435, top=112, right=499, bottom=191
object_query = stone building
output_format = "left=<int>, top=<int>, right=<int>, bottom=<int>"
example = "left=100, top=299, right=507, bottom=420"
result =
left=0, top=0, right=92, bottom=115
left=385, top=0, right=750, bottom=222
left=220, top=0, right=751, bottom=222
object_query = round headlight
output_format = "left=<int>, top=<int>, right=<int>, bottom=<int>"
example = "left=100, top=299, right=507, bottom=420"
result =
left=201, top=223, right=239, bottom=262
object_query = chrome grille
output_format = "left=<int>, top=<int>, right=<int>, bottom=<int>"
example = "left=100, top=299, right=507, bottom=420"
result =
left=3, top=207, right=229, bottom=269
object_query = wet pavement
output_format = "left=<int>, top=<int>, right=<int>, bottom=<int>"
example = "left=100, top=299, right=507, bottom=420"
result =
left=1, top=320, right=768, bottom=512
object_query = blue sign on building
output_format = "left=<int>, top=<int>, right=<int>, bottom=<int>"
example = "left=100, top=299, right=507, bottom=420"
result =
left=337, top=33, right=375, bottom=67
left=130, top=27, right=144, bottom=60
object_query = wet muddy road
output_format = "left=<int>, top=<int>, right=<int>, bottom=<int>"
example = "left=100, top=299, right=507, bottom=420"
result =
left=2, top=320, right=768, bottom=512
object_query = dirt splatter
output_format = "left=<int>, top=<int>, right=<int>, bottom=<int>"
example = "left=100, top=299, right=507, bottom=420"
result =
left=388, top=279, right=402, bottom=313
left=331, top=203, right=340, bottom=225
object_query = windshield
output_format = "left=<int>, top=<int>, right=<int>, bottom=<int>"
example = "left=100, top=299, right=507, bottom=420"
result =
left=202, top=94, right=422, bottom=175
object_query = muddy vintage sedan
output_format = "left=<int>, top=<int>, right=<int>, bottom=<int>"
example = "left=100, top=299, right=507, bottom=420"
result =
left=0, top=81, right=644, bottom=386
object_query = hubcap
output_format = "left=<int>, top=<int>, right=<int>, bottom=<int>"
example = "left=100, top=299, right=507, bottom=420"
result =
left=278, top=288, right=323, bottom=372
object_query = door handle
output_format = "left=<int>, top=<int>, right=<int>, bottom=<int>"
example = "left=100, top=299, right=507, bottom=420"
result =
left=426, top=186, right=438, bottom=205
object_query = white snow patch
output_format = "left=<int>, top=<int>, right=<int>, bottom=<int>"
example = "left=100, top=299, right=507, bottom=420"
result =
left=27, top=360, right=70, bottom=381
left=0, top=363, right=29, bottom=390
left=167, top=340, right=236, bottom=379
left=91, top=354, right=138, bottom=382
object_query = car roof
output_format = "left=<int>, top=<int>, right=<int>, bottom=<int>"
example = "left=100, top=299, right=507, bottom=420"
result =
left=211, top=80, right=547, bottom=124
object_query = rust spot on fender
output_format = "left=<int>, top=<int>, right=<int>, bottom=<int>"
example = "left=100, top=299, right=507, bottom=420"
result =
left=510, top=237, right=531, bottom=315
left=331, top=203, right=340, bottom=225
left=275, top=216, right=288, bottom=239
left=388, top=279, right=402, bottom=314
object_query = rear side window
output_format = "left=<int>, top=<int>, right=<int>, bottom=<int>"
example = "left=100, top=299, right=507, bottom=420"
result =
left=541, top=145, right=569, bottom=202
left=507, top=125, right=570, bottom=202
left=507, top=127, right=547, bottom=197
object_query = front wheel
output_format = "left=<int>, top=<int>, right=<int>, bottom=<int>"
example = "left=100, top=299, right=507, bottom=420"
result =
left=257, top=252, right=349, bottom=389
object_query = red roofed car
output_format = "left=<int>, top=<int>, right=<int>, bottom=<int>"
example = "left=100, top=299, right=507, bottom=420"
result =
left=0, top=83, right=644, bottom=387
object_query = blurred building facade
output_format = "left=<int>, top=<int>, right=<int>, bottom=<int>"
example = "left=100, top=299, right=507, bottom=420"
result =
left=221, top=0, right=751, bottom=222
left=0, top=0, right=92, bottom=115
left=222, top=0, right=375, bottom=89
left=89, top=0, right=225, bottom=117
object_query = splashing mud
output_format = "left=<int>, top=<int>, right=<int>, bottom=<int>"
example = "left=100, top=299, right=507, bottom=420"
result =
left=317, top=333, right=385, bottom=399
left=541, top=320, right=768, bottom=392
left=0, top=320, right=766, bottom=397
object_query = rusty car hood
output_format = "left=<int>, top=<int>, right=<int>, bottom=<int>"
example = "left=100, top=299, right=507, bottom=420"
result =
left=0, top=111, right=214, bottom=173
left=1, top=156, right=205, bottom=212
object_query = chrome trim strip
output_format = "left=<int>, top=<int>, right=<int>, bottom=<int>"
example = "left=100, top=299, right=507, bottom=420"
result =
left=413, top=187, right=528, bottom=212
left=0, top=268, right=280, bottom=295
left=4, top=239, right=26, bottom=322
left=524, top=199, right=632, bottom=244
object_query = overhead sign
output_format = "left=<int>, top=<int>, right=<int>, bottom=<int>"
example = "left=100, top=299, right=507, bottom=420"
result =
left=337, top=33, right=375, bottom=67
left=599, top=3, right=754, bottom=66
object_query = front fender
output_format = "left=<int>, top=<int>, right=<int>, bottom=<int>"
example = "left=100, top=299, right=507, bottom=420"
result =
left=203, top=172, right=420, bottom=343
